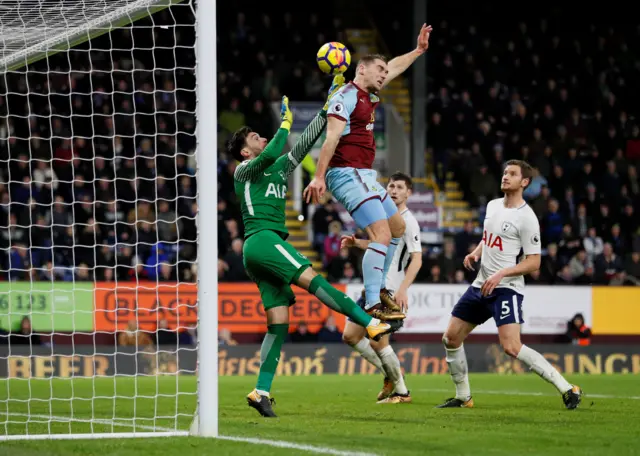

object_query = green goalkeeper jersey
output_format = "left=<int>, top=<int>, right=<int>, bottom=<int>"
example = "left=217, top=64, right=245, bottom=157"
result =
left=234, top=112, right=326, bottom=239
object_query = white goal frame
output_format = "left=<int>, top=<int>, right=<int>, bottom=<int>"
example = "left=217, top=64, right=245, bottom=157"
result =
left=0, top=0, right=218, bottom=440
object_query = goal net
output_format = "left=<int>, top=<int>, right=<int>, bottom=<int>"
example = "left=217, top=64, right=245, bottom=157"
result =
left=0, top=0, right=216, bottom=440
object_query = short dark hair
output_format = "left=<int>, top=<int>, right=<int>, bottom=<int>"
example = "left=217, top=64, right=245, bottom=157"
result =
left=227, top=126, right=252, bottom=162
left=358, top=53, right=388, bottom=67
left=389, top=172, right=413, bottom=190
left=505, top=159, right=534, bottom=188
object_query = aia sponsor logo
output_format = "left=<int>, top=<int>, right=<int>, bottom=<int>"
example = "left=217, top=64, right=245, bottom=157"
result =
left=483, top=230, right=503, bottom=251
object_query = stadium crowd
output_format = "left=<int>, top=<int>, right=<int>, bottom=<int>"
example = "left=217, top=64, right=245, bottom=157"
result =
left=0, top=3, right=637, bottom=288
left=424, top=7, right=640, bottom=285
left=0, top=7, right=198, bottom=283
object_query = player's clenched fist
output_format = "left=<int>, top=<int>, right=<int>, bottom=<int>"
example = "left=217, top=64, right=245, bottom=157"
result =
left=303, top=177, right=326, bottom=204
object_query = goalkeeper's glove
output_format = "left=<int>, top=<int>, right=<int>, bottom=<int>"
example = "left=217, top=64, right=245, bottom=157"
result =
left=280, top=95, right=293, bottom=131
left=323, top=74, right=346, bottom=112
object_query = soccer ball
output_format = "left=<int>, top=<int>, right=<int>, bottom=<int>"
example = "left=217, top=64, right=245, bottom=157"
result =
left=316, top=42, right=351, bottom=75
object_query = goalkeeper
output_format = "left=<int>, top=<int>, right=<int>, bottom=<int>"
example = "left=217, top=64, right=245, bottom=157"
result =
left=229, top=76, right=402, bottom=418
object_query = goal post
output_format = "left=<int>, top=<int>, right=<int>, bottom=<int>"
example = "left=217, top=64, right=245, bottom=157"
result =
left=0, top=0, right=218, bottom=440
left=194, top=0, right=218, bottom=439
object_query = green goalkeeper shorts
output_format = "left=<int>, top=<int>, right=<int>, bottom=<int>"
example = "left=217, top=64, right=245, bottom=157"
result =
left=243, top=230, right=312, bottom=310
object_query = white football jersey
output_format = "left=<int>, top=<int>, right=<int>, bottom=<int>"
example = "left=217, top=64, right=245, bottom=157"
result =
left=472, top=198, right=541, bottom=295
left=386, top=209, right=422, bottom=292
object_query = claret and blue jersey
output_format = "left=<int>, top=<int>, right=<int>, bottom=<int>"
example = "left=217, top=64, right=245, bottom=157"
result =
left=325, top=81, right=395, bottom=230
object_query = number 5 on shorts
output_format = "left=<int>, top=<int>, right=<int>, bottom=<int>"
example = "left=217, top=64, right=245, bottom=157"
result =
left=500, top=295, right=520, bottom=323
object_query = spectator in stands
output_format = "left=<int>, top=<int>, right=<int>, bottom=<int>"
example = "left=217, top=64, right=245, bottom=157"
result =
left=317, top=315, right=342, bottom=343
left=338, top=262, right=359, bottom=284
left=469, top=165, right=497, bottom=206
left=455, top=220, right=479, bottom=259
left=558, top=224, right=582, bottom=263
left=540, top=243, right=561, bottom=284
left=583, top=227, right=604, bottom=264
left=594, top=243, right=625, bottom=285
left=568, top=249, right=594, bottom=285
left=180, top=322, right=197, bottom=346
left=222, top=238, right=248, bottom=282
left=327, top=247, right=359, bottom=282
left=543, top=199, right=564, bottom=245
left=289, top=322, right=317, bottom=343
left=426, top=264, right=448, bottom=284
left=118, top=321, right=154, bottom=347
left=523, top=168, right=547, bottom=201
left=453, top=270, right=468, bottom=284
left=10, top=317, right=42, bottom=346
left=435, top=239, right=458, bottom=282
left=312, top=197, right=342, bottom=254
left=155, top=319, right=178, bottom=348
left=323, top=221, right=343, bottom=267
left=625, top=252, right=640, bottom=285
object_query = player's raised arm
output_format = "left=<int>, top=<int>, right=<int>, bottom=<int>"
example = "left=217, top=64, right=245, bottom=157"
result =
left=384, top=24, right=432, bottom=87
left=233, top=96, right=293, bottom=183
left=278, top=75, right=345, bottom=177
left=303, top=88, right=354, bottom=203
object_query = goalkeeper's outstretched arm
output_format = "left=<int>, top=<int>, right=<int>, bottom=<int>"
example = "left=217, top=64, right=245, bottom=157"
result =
left=278, top=111, right=327, bottom=178
left=234, top=96, right=294, bottom=183
left=279, top=74, right=344, bottom=178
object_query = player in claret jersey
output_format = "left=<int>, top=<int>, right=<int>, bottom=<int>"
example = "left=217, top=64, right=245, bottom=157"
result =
left=304, top=24, right=433, bottom=322
left=229, top=78, right=402, bottom=418
left=436, top=160, right=583, bottom=410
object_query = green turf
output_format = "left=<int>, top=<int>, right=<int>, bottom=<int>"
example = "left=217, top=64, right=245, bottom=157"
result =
left=0, top=373, right=639, bottom=455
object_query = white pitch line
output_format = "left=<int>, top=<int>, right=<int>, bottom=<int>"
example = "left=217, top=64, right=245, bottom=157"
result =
left=217, top=435, right=378, bottom=456
left=0, top=412, right=377, bottom=455
left=417, top=388, right=640, bottom=400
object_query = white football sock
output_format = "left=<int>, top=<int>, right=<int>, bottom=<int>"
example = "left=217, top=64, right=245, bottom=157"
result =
left=516, top=344, right=572, bottom=393
left=377, top=345, right=408, bottom=395
left=445, top=344, right=471, bottom=401
left=352, top=338, right=384, bottom=372
left=256, top=389, right=269, bottom=397
left=367, top=318, right=381, bottom=327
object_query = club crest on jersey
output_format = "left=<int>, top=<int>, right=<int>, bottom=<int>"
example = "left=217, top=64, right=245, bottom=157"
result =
left=278, top=170, right=286, bottom=180
left=501, top=222, right=512, bottom=233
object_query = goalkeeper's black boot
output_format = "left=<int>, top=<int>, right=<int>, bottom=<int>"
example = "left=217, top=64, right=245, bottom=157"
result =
left=435, top=397, right=474, bottom=408
left=247, top=389, right=277, bottom=417
left=562, top=385, right=583, bottom=410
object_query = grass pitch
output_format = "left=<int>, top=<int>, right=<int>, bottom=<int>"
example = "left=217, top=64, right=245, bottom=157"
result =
left=0, top=373, right=638, bottom=455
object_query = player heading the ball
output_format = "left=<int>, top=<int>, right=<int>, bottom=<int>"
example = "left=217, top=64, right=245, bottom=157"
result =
left=304, top=24, right=433, bottom=322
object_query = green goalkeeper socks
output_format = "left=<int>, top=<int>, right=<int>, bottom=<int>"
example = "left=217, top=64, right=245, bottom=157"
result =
left=256, top=323, right=288, bottom=394
left=308, top=275, right=373, bottom=328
